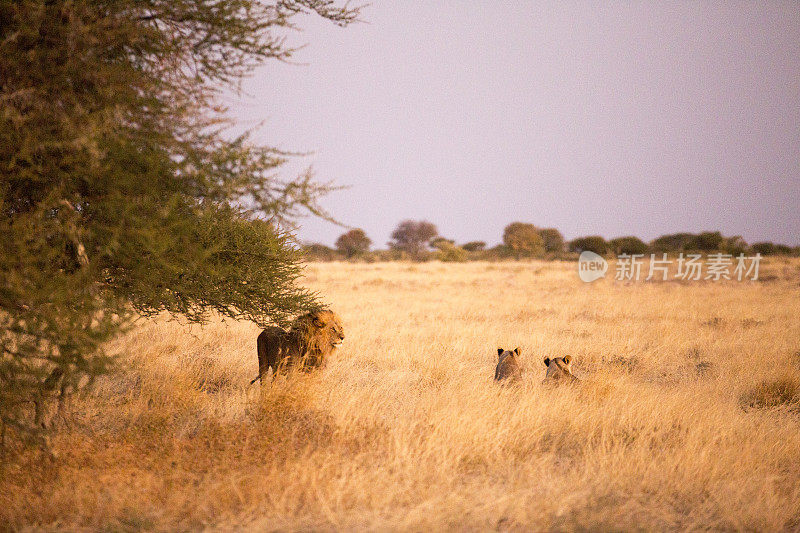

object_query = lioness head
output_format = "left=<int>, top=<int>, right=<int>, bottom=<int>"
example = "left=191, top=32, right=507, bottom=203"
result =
left=543, top=355, right=579, bottom=382
left=495, top=347, right=522, bottom=382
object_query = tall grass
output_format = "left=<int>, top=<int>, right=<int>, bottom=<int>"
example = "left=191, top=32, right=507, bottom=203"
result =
left=2, top=260, right=799, bottom=530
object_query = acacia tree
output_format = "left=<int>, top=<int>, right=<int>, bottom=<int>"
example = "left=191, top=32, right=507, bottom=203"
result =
left=0, top=1, right=359, bottom=443
left=389, top=220, right=438, bottom=259
left=335, top=229, right=371, bottom=258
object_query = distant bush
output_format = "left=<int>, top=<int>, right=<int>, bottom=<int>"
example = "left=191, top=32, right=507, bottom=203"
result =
left=751, top=242, right=774, bottom=255
left=723, top=235, right=749, bottom=256
left=436, top=242, right=468, bottom=262
left=335, top=229, right=371, bottom=258
left=651, top=233, right=696, bottom=252
left=649, top=231, right=726, bottom=253
left=430, top=237, right=455, bottom=250
left=462, top=241, right=486, bottom=252
left=503, top=222, right=544, bottom=258
left=569, top=236, right=608, bottom=255
left=302, top=243, right=339, bottom=261
left=539, top=228, right=565, bottom=253
left=690, top=231, right=724, bottom=252
left=609, top=236, right=649, bottom=255
left=366, top=249, right=403, bottom=262
left=311, top=229, right=794, bottom=263
left=480, top=245, right=512, bottom=260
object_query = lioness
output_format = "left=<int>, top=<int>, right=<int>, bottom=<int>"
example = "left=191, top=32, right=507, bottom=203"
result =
left=250, top=310, right=344, bottom=384
left=543, top=355, right=579, bottom=382
left=495, top=347, right=522, bottom=382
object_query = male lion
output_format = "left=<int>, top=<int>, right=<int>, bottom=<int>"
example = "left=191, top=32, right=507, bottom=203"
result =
left=495, top=347, right=522, bottom=382
left=543, top=355, right=579, bottom=383
left=250, top=310, right=344, bottom=384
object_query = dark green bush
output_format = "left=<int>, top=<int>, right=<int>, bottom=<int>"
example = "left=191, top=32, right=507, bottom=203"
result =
left=538, top=228, right=565, bottom=253
left=650, top=233, right=696, bottom=252
left=569, top=236, right=608, bottom=255
left=436, top=243, right=468, bottom=262
left=609, top=236, right=649, bottom=255
left=462, top=241, right=486, bottom=252
left=335, top=229, right=371, bottom=258
left=503, top=223, right=544, bottom=258
left=690, top=231, right=724, bottom=252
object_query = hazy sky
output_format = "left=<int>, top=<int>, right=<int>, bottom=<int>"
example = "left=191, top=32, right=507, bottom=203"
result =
left=228, top=2, right=800, bottom=247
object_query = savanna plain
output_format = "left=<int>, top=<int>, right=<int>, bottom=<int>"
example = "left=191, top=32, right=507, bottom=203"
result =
left=3, top=260, right=800, bottom=531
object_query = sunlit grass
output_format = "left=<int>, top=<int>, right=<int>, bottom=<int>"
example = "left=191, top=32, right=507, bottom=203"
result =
left=2, top=260, right=799, bottom=530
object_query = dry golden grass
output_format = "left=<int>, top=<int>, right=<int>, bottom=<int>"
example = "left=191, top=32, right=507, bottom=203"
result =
left=3, top=259, right=800, bottom=531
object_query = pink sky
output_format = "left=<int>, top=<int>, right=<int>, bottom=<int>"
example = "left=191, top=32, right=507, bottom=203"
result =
left=229, top=2, right=800, bottom=247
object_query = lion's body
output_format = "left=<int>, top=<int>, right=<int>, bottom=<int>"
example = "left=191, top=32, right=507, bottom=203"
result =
left=543, top=356, right=579, bottom=383
left=494, top=348, right=522, bottom=382
left=255, top=326, right=286, bottom=382
left=251, top=310, right=344, bottom=384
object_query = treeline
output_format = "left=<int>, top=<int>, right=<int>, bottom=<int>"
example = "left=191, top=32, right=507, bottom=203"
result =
left=303, top=221, right=800, bottom=262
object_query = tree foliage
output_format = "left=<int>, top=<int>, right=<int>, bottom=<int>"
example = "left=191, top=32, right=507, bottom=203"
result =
left=690, top=231, right=724, bottom=252
left=569, top=236, right=608, bottom=255
left=302, top=243, right=339, bottom=261
left=429, top=237, right=455, bottom=250
left=0, top=0, right=359, bottom=443
left=650, top=231, right=728, bottom=253
left=538, top=228, right=565, bottom=253
left=609, top=236, right=649, bottom=255
left=388, top=220, right=438, bottom=259
left=751, top=242, right=778, bottom=256
left=723, top=235, right=749, bottom=256
left=650, top=233, right=696, bottom=252
left=435, top=243, right=468, bottom=263
left=335, top=229, right=371, bottom=258
left=502, top=223, right=544, bottom=258
left=462, top=241, right=486, bottom=252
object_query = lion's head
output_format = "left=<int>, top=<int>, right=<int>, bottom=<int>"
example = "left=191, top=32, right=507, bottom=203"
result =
left=543, top=355, right=579, bottom=383
left=495, top=347, right=522, bottom=382
left=290, top=309, right=344, bottom=361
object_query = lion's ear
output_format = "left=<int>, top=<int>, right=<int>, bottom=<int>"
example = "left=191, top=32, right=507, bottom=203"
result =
left=513, top=347, right=520, bottom=356
left=313, top=317, right=324, bottom=328
left=497, top=348, right=504, bottom=358
left=543, top=357, right=550, bottom=367
left=563, top=355, right=572, bottom=365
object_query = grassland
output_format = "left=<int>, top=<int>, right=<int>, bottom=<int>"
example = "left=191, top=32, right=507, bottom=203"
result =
left=2, top=259, right=800, bottom=531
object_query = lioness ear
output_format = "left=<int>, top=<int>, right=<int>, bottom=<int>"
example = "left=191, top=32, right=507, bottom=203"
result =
left=543, top=357, right=550, bottom=367
left=563, top=355, right=572, bottom=365
left=497, top=348, right=504, bottom=358
left=513, top=347, right=520, bottom=356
